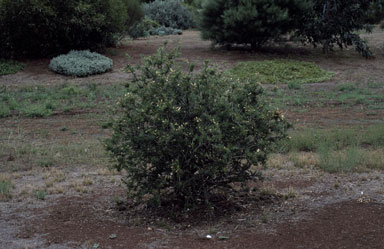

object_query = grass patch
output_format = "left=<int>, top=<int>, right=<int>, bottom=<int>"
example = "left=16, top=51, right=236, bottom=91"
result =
left=318, top=146, right=365, bottom=173
left=0, top=83, right=125, bottom=118
left=266, top=82, right=384, bottom=110
left=273, top=125, right=384, bottom=172
left=1, top=126, right=109, bottom=172
left=281, top=125, right=384, bottom=153
left=0, top=59, right=24, bottom=76
left=229, top=60, right=334, bottom=84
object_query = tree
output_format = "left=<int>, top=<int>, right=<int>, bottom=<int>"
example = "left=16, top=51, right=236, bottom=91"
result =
left=295, top=0, right=373, bottom=57
left=200, top=0, right=312, bottom=49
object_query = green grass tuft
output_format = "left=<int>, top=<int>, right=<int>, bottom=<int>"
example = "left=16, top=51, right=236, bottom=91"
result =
left=33, top=190, right=46, bottom=200
left=229, top=60, right=334, bottom=84
left=0, top=59, right=24, bottom=76
left=0, top=180, right=12, bottom=200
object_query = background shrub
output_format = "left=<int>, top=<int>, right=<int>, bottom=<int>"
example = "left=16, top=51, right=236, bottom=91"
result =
left=200, top=0, right=312, bottom=49
left=128, top=17, right=161, bottom=38
left=149, top=26, right=183, bottom=36
left=143, top=0, right=194, bottom=29
left=49, top=50, right=113, bottom=77
left=105, top=46, right=290, bottom=208
left=0, top=0, right=142, bottom=58
left=364, top=0, right=384, bottom=24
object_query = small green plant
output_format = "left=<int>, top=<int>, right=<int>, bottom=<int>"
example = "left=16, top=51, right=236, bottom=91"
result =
left=34, top=190, right=46, bottom=200
left=0, top=105, right=11, bottom=118
left=0, top=60, right=24, bottom=75
left=106, top=45, right=290, bottom=209
left=49, top=50, right=113, bottom=77
left=260, top=213, right=269, bottom=224
left=0, top=180, right=12, bottom=200
left=230, top=60, right=334, bottom=85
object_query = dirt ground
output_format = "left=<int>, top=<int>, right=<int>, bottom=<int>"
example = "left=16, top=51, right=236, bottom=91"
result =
left=1, top=31, right=384, bottom=249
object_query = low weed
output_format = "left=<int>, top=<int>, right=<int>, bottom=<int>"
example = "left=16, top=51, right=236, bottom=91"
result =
left=0, top=59, right=24, bottom=75
left=287, top=82, right=302, bottom=90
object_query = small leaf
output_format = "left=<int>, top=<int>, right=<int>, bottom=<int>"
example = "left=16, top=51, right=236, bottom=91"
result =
left=109, top=234, right=117, bottom=239
left=218, top=235, right=229, bottom=240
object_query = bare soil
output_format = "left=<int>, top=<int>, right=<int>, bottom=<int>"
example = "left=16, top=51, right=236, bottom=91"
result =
left=1, top=30, right=384, bottom=249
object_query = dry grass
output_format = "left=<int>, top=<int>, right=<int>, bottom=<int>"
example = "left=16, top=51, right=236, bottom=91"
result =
left=289, top=152, right=319, bottom=168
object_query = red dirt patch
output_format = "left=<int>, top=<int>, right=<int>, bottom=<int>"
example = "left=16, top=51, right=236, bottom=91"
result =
left=170, top=201, right=384, bottom=249
left=20, top=195, right=384, bottom=249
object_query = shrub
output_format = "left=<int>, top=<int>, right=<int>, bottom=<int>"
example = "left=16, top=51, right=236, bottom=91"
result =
left=143, top=0, right=194, bottom=29
left=0, top=59, right=23, bottom=75
left=150, top=26, right=183, bottom=36
left=0, top=0, right=142, bottom=58
left=200, top=0, right=312, bottom=49
left=105, top=45, right=290, bottom=208
left=49, top=50, right=113, bottom=77
left=296, top=0, right=373, bottom=57
left=229, top=60, right=334, bottom=84
left=128, top=17, right=161, bottom=38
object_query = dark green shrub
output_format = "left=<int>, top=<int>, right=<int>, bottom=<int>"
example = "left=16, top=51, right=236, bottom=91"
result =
left=143, top=0, right=194, bottom=29
left=105, top=46, right=290, bottom=208
left=0, top=0, right=142, bottom=58
left=49, top=51, right=113, bottom=77
left=200, top=0, right=312, bottom=49
left=364, top=0, right=384, bottom=24
left=296, top=0, right=373, bottom=57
